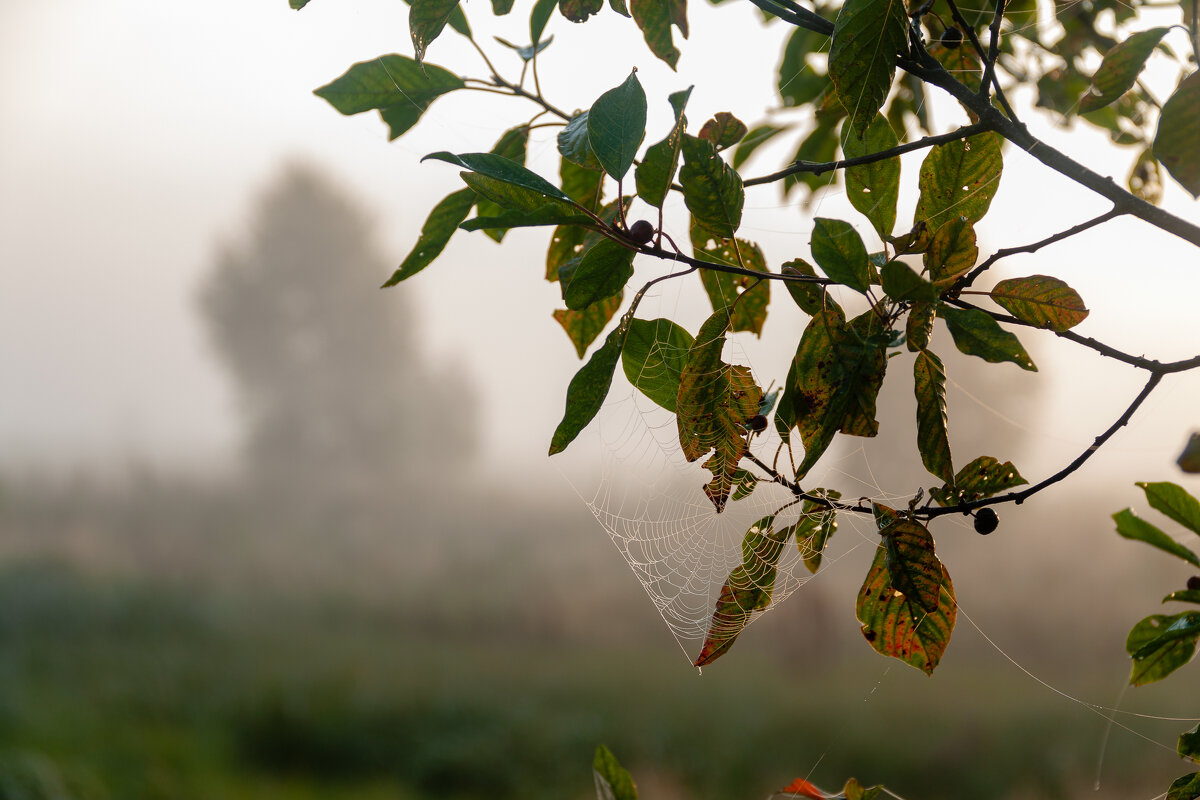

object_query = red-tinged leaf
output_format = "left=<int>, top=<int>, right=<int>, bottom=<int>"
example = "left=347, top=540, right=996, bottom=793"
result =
left=676, top=308, right=763, bottom=512
left=630, top=0, right=688, bottom=70
left=990, top=275, right=1089, bottom=331
left=554, top=293, right=623, bottom=359
left=1155, top=71, right=1200, bottom=198
left=924, top=216, right=976, bottom=282
left=914, top=350, right=954, bottom=485
left=915, top=132, right=1003, bottom=232
left=881, top=517, right=942, bottom=614
left=1079, top=27, right=1170, bottom=113
left=857, top=542, right=956, bottom=674
left=695, top=516, right=787, bottom=665
left=779, top=777, right=827, bottom=799
left=691, top=221, right=771, bottom=336
left=699, top=112, right=748, bottom=150
left=930, top=455, right=1026, bottom=505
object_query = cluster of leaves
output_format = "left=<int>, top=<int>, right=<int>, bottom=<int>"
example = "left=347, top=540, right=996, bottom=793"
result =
left=1112, top=482, right=1200, bottom=799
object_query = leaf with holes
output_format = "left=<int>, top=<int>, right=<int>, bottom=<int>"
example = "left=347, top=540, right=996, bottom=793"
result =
left=857, top=541, right=956, bottom=674
left=1113, top=509, right=1200, bottom=566
left=699, top=112, right=748, bottom=150
left=554, top=294, right=622, bottom=359
left=676, top=308, right=763, bottom=512
left=930, top=455, right=1026, bottom=506
left=695, top=515, right=787, bottom=665
left=315, top=55, right=465, bottom=140
left=691, top=223, right=771, bottom=336
left=990, top=275, right=1089, bottom=331
left=881, top=517, right=943, bottom=614
left=409, top=0, right=463, bottom=63
left=731, top=468, right=759, bottom=502
left=636, top=88, right=692, bottom=209
left=841, top=114, right=900, bottom=240
left=1127, top=612, right=1200, bottom=686
left=811, top=218, right=870, bottom=293
left=828, top=0, right=909, bottom=134
left=914, top=350, right=954, bottom=485
left=915, top=132, right=1003, bottom=232
left=588, top=71, right=647, bottom=182
left=622, top=317, right=694, bottom=412
left=680, top=135, right=744, bottom=240
left=593, top=745, right=638, bottom=800
left=384, top=188, right=475, bottom=287
left=630, top=0, right=688, bottom=69
left=789, top=490, right=842, bottom=573
left=1079, top=27, right=1170, bottom=113
left=1140, top=481, right=1200, bottom=537
left=941, top=305, right=1036, bottom=371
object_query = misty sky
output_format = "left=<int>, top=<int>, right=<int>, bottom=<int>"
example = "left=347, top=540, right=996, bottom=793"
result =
left=2, top=0, right=1198, bottom=499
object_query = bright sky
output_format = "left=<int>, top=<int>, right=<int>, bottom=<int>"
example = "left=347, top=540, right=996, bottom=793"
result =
left=1, top=0, right=1198, bottom=497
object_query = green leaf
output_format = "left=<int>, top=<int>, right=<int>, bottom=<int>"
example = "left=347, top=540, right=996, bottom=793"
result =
left=492, top=0, right=516, bottom=13
left=779, top=25, right=832, bottom=108
left=1155, top=73, right=1200, bottom=197
left=699, top=112, right=748, bottom=150
left=784, top=118, right=840, bottom=198
left=930, top=455, right=1026, bottom=505
left=563, top=238, right=636, bottom=310
left=1180, top=724, right=1200, bottom=763
left=881, top=261, right=936, bottom=302
left=608, top=0, right=631, bottom=16
left=424, top=151, right=570, bottom=201
left=828, top=0, right=909, bottom=134
left=914, top=132, right=1004, bottom=232
left=530, top=0, right=558, bottom=43
left=811, top=218, right=870, bottom=293
left=1113, top=508, right=1200, bottom=566
left=459, top=173, right=581, bottom=221
left=842, top=114, right=901, bottom=240
left=314, top=55, right=465, bottom=140
left=680, top=135, right=744, bottom=240
left=990, top=275, right=1089, bottom=331
left=460, top=206, right=593, bottom=231
left=695, top=515, right=787, bottom=665
left=549, top=322, right=630, bottom=455
left=940, top=305, right=1037, bottom=371
left=474, top=126, right=532, bottom=243
left=857, top=540, right=956, bottom=674
left=636, top=88, right=692, bottom=209
left=790, top=490, right=842, bottom=573
left=558, top=112, right=602, bottom=171
left=1138, top=481, right=1200, bottom=536
left=881, top=517, right=943, bottom=614
left=495, top=35, right=554, bottom=61
left=622, top=317, right=694, bottom=411
left=691, top=223, right=771, bottom=336
left=843, top=778, right=886, bottom=800
left=1079, top=27, right=1170, bottom=113
left=630, top=0, right=688, bottom=70
left=924, top=216, right=977, bottom=282
left=560, top=157, right=605, bottom=210
left=676, top=308, right=763, bottom=511
left=914, top=350, right=954, bottom=485
left=554, top=294, right=623, bottom=358
left=1168, top=772, right=1200, bottom=800
left=593, top=745, right=638, bottom=800
left=732, top=125, right=788, bottom=170
left=1166, top=590, right=1200, bottom=605
left=780, top=259, right=834, bottom=317
left=731, top=468, right=759, bottom=502
left=1181, top=433, right=1200, bottom=474
left=1127, top=612, right=1200, bottom=686
left=383, top=188, right=476, bottom=287
left=409, top=0, right=463, bottom=63
left=560, top=0, right=603, bottom=22
left=588, top=71, right=647, bottom=182
left=290, top=0, right=312, bottom=8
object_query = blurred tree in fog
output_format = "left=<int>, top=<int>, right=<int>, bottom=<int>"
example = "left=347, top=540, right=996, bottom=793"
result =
left=199, top=164, right=475, bottom=510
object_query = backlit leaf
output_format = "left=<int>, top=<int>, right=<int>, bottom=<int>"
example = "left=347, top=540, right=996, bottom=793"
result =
left=549, top=321, right=630, bottom=455
left=906, top=301, right=935, bottom=352
left=990, top=275, right=1089, bottom=331
left=881, top=261, right=936, bottom=302
left=680, top=135, right=744, bottom=240
left=622, top=317, right=694, bottom=411
left=677, top=308, right=763, bottom=511
left=941, top=305, right=1036, bottom=371
left=1179, top=724, right=1200, bottom=762
left=409, top=0, right=462, bottom=63
left=560, top=0, right=603, bottom=22
left=290, top=0, right=311, bottom=8
left=1079, top=27, right=1170, bottom=113
left=695, top=515, right=786, bottom=665
left=915, top=132, right=1004, bottom=232
left=555, top=294, right=623, bottom=358
left=588, top=71, right=647, bottom=181
left=779, top=778, right=826, bottom=800
left=914, top=350, right=954, bottom=485
left=1155, top=71, right=1200, bottom=197
left=731, top=468, right=759, bottom=502
left=779, top=25, right=831, bottom=108
left=1137, top=482, right=1200, bottom=536
left=1168, top=772, right=1200, bottom=800
left=1127, top=612, right=1200, bottom=686
left=1165, top=590, right=1200, bottom=605
left=636, top=88, right=692, bottom=209
left=699, top=112, right=748, bottom=150
left=314, top=55, right=465, bottom=140
left=781, top=259, right=833, bottom=317
left=924, top=216, right=976, bottom=282
left=1114, top=508, right=1200, bottom=566
left=732, top=125, right=788, bottom=170
left=843, top=778, right=886, bottom=800
left=790, top=490, right=842, bottom=573
left=593, top=745, right=638, bottom=800
left=563, top=238, right=636, bottom=310
left=811, top=218, right=870, bottom=293
left=841, top=114, right=900, bottom=240
left=630, top=0, right=688, bottom=70
left=857, top=540, right=956, bottom=674
left=881, top=517, right=943, bottom=614
left=930, top=455, right=1026, bottom=506
left=384, top=188, right=475, bottom=287
left=691, top=223, right=771, bottom=336
left=784, top=119, right=840, bottom=199
left=828, top=0, right=909, bottom=134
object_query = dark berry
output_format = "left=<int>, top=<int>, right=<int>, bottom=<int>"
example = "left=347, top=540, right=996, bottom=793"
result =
left=974, top=507, right=999, bottom=535
left=1188, top=576, right=1200, bottom=592
left=626, top=220, right=655, bottom=245
left=940, top=27, right=964, bottom=49
left=747, top=414, right=768, bottom=433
